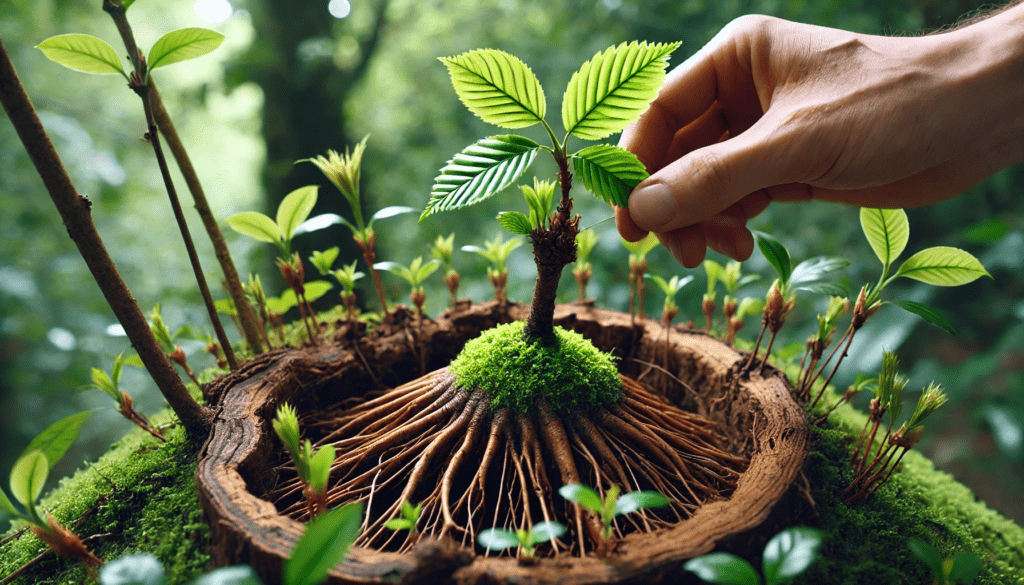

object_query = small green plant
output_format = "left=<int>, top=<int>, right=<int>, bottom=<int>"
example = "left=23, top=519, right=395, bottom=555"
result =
left=684, top=526, right=824, bottom=585
left=430, top=234, right=461, bottom=306
left=621, top=232, right=659, bottom=319
left=273, top=404, right=336, bottom=519
left=462, top=235, right=522, bottom=304
left=332, top=260, right=366, bottom=327
left=477, top=521, right=566, bottom=558
left=558, top=483, right=670, bottom=542
left=908, top=538, right=982, bottom=585
left=384, top=500, right=422, bottom=539
left=572, top=229, right=599, bottom=301
left=89, top=351, right=165, bottom=442
left=375, top=256, right=441, bottom=320
left=702, top=259, right=723, bottom=333
left=648, top=274, right=693, bottom=328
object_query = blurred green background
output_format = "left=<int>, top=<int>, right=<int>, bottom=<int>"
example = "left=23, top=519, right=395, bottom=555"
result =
left=2, top=0, right=1022, bottom=535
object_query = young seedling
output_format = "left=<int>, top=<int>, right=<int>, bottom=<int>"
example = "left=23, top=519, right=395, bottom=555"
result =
left=309, top=247, right=341, bottom=277
left=647, top=274, right=694, bottom=328
left=702, top=259, right=724, bottom=333
left=375, top=257, right=441, bottom=321
left=572, top=229, right=599, bottom=301
left=684, top=526, right=824, bottom=585
left=717, top=261, right=760, bottom=346
left=273, top=404, right=336, bottom=519
left=89, top=352, right=165, bottom=442
left=384, top=500, right=423, bottom=539
left=558, top=483, right=670, bottom=546
left=0, top=412, right=102, bottom=568
left=332, top=261, right=366, bottom=327
left=462, top=235, right=522, bottom=305
left=908, top=538, right=982, bottom=585
left=477, top=521, right=566, bottom=559
left=621, top=232, right=660, bottom=320
left=147, top=304, right=202, bottom=386
left=801, top=296, right=851, bottom=404
left=430, top=234, right=461, bottom=306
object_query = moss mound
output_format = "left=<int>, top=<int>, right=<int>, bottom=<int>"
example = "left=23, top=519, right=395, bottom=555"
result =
left=448, top=321, right=622, bottom=414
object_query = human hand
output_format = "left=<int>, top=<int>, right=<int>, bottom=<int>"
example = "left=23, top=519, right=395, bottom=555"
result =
left=616, top=10, right=1024, bottom=267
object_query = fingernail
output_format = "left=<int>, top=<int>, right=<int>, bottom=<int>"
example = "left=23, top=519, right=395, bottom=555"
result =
left=630, top=183, right=676, bottom=230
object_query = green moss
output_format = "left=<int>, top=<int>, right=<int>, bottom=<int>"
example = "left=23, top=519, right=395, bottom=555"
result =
left=0, top=411, right=211, bottom=584
left=449, top=321, right=622, bottom=414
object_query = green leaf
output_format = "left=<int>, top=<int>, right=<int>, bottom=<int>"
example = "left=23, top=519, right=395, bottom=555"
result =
left=762, top=527, right=824, bottom=585
left=190, top=566, right=264, bottom=585
left=308, top=444, right=335, bottom=493
left=684, top=552, right=761, bottom=585
left=309, top=247, right=340, bottom=275
left=908, top=538, right=943, bottom=574
left=558, top=483, right=603, bottom=513
left=894, top=247, right=990, bottom=286
left=369, top=206, right=416, bottom=226
left=789, top=257, right=850, bottom=290
left=303, top=281, right=334, bottom=304
left=622, top=232, right=660, bottom=258
left=99, top=553, right=167, bottom=585
left=497, top=211, right=533, bottom=235
left=948, top=551, right=982, bottom=583
left=860, top=208, right=909, bottom=268
left=10, top=450, right=48, bottom=508
left=0, top=487, right=20, bottom=517
left=753, top=231, right=793, bottom=284
left=440, top=49, right=545, bottom=129
left=384, top=518, right=413, bottom=531
left=147, top=28, right=226, bottom=71
left=477, top=528, right=520, bottom=551
left=277, top=185, right=319, bottom=242
left=284, top=502, right=363, bottom=585
left=794, top=281, right=848, bottom=296
left=226, top=212, right=283, bottom=245
left=423, top=136, right=540, bottom=219
left=35, top=34, right=125, bottom=76
left=92, top=367, right=120, bottom=402
left=614, top=491, right=671, bottom=515
left=890, top=300, right=957, bottom=334
left=562, top=41, right=679, bottom=140
left=528, top=521, right=566, bottom=544
left=572, top=144, right=649, bottom=207
left=401, top=501, right=421, bottom=522
left=20, top=410, right=92, bottom=467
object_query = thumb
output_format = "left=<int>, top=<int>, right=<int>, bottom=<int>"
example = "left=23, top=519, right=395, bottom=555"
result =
left=627, top=135, right=778, bottom=233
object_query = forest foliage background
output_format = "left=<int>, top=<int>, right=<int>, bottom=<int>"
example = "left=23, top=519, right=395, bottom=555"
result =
left=1, top=0, right=1022, bottom=533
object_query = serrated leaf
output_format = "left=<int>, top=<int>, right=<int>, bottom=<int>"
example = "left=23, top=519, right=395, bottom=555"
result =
left=441, top=49, right=545, bottom=129
left=277, top=185, right=319, bottom=242
left=558, top=483, right=602, bottom=513
left=614, top=491, right=671, bottom=515
left=572, top=144, right=648, bottom=207
left=562, top=41, right=679, bottom=140
left=762, top=527, right=824, bottom=585
left=190, top=566, right=264, bottom=585
left=147, top=28, right=225, bottom=71
left=528, top=521, right=566, bottom=544
left=890, top=300, right=957, bottom=334
left=753, top=231, right=793, bottom=284
left=895, top=246, right=990, bottom=286
left=20, top=411, right=92, bottom=467
left=497, top=211, right=532, bottom=235
left=285, top=502, right=362, bottom=585
left=860, top=208, right=909, bottom=268
left=423, top=135, right=539, bottom=219
left=10, top=451, right=48, bottom=508
left=477, top=528, right=520, bottom=551
left=35, top=34, right=125, bottom=76
left=226, top=212, right=283, bottom=245
left=684, top=552, right=761, bottom=585
left=99, top=553, right=167, bottom=585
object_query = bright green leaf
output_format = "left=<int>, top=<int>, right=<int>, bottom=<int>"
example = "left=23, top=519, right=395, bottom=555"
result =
left=890, top=300, right=957, bottom=334
left=190, top=565, right=264, bottom=585
left=423, top=136, right=540, bottom=219
left=284, top=502, right=363, bottom=585
left=948, top=551, right=982, bottom=583
left=790, top=257, right=849, bottom=290
left=477, top=528, right=520, bottom=551
left=308, top=444, right=335, bottom=493
left=303, top=281, right=334, bottom=304
left=215, top=298, right=237, bottom=316
left=762, top=527, right=824, bottom=585
left=277, top=185, right=319, bottom=242
left=440, top=49, right=545, bottom=129
left=99, top=553, right=167, bottom=585
left=92, top=367, right=120, bottom=401
left=860, top=208, right=909, bottom=269
left=10, top=450, right=48, bottom=508
left=0, top=487, right=20, bottom=517
left=20, top=410, right=92, bottom=468
left=558, top=483, right=603, bottom=513
left=226, top=212, right=283, bottom=245
left=497, top=211, right=533, bottom=235
left=753, top=231, right=793, bottom=285
left=384, top=518, right=414, bottom=531
left=684, top=552, right=761, bottom=585
left=147, top=28, right=226, bottom=71
left=35, top=34, right=125, bottom=76
left=614, top=491, right=671, bottom=516
left=562, top=41, right=679, bottom=140
left=309, top=247, right=340, bottom=275
left=894, top=246, right=990, bottom=286
left=528, top=521, right=566, bottom=544
left=572, top=144, right=648, bottom=207
left=622, top=232, right=659, bottom=258
left=402, top=501, right=421, bottom=522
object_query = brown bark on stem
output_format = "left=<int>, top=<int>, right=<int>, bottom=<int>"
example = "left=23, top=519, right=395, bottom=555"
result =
left=0, top=39, right=213, bottom=439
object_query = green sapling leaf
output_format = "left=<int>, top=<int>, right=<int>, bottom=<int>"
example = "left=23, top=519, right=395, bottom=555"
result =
left=92, top=367, right=121, bottom=402
left=423, top=135, right=540, bottom=220
left=860, top=208, right=909, bottom=270
left=0, top=486, right=20, bottom=516
left=562, top=41, right=679, bottom=140
left=440, top=49, right=546, bottom=129
left=20, top=410, right=92, bottom=468
left=309, top=247, right=340, bottom=276
left=753, top=231, right=793, bottom=285
left=762, top=527, right=823, bottom=585
left=308, top=443, right=335, bottom=493
left=789, top=256, right=849, bottom=293
left=890, top=299, right=957, bottom=334
left=497, top=211, right=533, bottom=235
left=477, top=528, right=520, bottom=551
left=558, top=483, right=603, bottom=513
left=226, top=212, right=284, bottom=246
left=622, top=232, right=659, bottom=259
left=571, top=144, right=649, bottom=207
left=528, top=521, right=566, bottom=544
left=10, top=450, right=48, bottom=509
left=284, top=502, right=363, bottom=585
left=384, top=518, right=414, bottom=531
left=147, top=28, right=226, bottom=72
left=684, top=552, right=761, bottom=585
left=277, top=185, right=319, bottom=243
left=522, top=178, right=556, bottom=228
left=947, top=551, right=982, bottom=583
left=303, top=281, right=334, bottom=304
left=99, top=552, right=167, bottom=585
left=894, top=246, right=990, bottom=286
left=613, top=490, right=671, bottom=515
left=35, top=34, right=126, bottom=76
left=403, top=501, right=422, bottom=522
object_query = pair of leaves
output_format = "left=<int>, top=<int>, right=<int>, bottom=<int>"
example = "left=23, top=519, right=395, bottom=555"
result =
left=558, top=483, right=671, bottom=522
left=477, top=521, right=566, bottom=551
left=753, top=231, right=849, bottom=295
left=384, top=500, right=422, bottom=532
left=374, top=257, right=441, bottom=288
left=226, top=186, right=319, bottom=254
left=36, top=28, right=225, bottom=80
left=264, top=281, right=333, bottom=315
left=684, top=526, right=823, bottom=585
left=908, top=538, right=982, bottom=585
